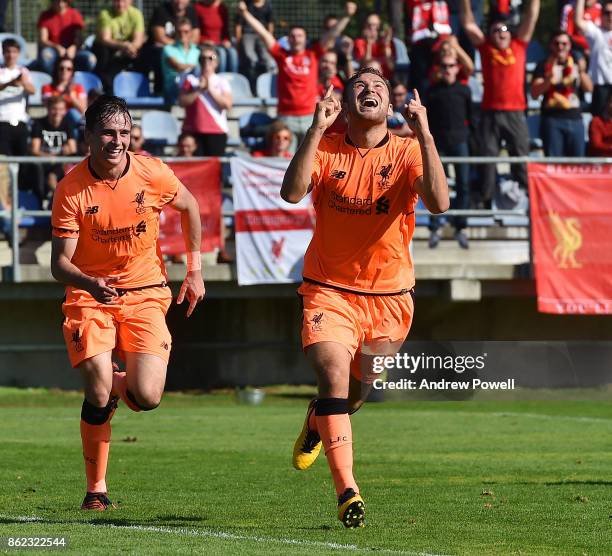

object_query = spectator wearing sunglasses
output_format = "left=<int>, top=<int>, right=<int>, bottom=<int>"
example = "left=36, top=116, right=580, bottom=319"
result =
left=42, top=57, right=87, bottom=126
left=531, top=30, right=593, bottom=156
left=178, top=45, right=232, bottom=156
left=425, top=53, right=472, bottom=249
left=574, top=0, right=612, bottom=116
left=460, top=0, right=540, bottom=208
left=252, top=120, right=293, bottom=158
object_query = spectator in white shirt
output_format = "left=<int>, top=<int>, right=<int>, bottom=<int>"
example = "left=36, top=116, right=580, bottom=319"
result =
left=575, top=0, right=612, bottom=115
left=0, top=38, right=35, bottom=158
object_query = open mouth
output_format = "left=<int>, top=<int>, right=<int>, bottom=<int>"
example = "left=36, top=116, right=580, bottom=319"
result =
left=361, top=97, right=379, bottom=108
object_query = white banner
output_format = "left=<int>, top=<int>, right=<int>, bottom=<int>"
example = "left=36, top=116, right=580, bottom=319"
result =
left=231, top=156, right=314, bottom=286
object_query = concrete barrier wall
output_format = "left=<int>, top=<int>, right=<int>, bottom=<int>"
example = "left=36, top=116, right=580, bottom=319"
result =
left=2, top=285, right=612, bottom=389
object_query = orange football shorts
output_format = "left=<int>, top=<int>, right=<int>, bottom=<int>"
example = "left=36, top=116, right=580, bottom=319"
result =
left=62, top=286, right=173, bottom=368
left=298, top=281, right=414, bottom=358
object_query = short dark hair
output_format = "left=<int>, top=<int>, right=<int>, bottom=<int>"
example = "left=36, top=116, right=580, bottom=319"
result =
left=342, top=67, right=391, bottom=103
left=47, top=95, right=67, bottom=108
left=178, top=131, right=196, bottom=142
left=175, top=16, right=192, bottom=28
left=2, top=38, right=20, bottom=51
left=85, top=94, right=132, bottom=131
left=550, top=29, right=572, bottom=44
left=289, top=25, right=307, bottom=35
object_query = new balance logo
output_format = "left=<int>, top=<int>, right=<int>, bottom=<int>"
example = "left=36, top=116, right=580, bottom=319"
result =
left=134, top=220, right=147, bottom=235
left=330, top=170, right=347, bottom=179
left=85, top=206, right=99, bottom=215
left=376, top=196, right=390, bottom=215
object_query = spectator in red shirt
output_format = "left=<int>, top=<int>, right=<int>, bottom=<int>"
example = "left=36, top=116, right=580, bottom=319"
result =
left=561, top=0, right=602, bottom=55
left=237, top=1, right=353, bottom=150
left=195, top=0, right=239, bottom=73
left=42, top=57, right=87, bottom=126
left=460, top=0, right=540, bottom=207
left=36, top=0, right=96, bottom=75
left=404, top=0, right=453, bottom=91
left=252, top=120, right=293, bottom=158
left=352, top=12, right=396, bottom=79
left=588, top=91, right=612, bottom=154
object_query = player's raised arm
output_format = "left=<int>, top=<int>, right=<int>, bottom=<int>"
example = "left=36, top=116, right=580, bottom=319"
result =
left=168, top=182, right=205, bottom=317
left=405, top=89, right=449, bottom=214
left=281, top=85, right=341, bottom=203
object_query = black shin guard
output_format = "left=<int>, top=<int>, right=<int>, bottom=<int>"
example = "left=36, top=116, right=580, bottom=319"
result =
left=315, top=397, right=349, bottom=416
left=81, top=398, right=116, bottom=425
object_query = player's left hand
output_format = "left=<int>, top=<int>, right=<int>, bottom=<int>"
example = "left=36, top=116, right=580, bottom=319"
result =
left=404, top=89, right=431, bottom=140
left=177, top=270, right=205, bottom=317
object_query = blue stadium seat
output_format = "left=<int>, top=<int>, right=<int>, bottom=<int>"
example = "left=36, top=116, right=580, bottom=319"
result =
left=239, top=111, right=273, bottom=150
left=113, top=71, right=165, bottom=107
left=74, top=71, right=102, bottom=94
left=28, top=71, right=53, bottom=106
left=218, top=72, right=256, bottom=104
left=256, top=72, right=277, bottom=106
left=141, top=110, right=180, bottom=147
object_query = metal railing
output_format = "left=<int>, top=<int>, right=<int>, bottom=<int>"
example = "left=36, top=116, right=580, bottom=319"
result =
left=1, top=155, right=610, bottom=283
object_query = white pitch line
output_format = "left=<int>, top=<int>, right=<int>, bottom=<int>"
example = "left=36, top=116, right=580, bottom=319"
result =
left=0, top=515, right=450, bottom=556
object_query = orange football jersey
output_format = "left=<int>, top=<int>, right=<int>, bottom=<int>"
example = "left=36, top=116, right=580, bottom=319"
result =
left=52, top=153, right=181, bottom=288
left=303, top=133, right=423, bottom=293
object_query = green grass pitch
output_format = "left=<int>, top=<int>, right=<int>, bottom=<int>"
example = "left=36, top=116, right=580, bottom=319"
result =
left=0, top=387, right=610, bottom=555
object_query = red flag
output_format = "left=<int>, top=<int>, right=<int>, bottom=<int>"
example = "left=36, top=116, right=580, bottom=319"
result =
left=159, top=159, right=222, bottom=254
left=528, top=162, right=612, bottom=314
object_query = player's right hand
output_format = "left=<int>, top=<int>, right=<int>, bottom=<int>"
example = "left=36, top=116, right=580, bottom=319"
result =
left=311, top=85, right=342, bottom=133
left=89, top=277, right=119, bottom=305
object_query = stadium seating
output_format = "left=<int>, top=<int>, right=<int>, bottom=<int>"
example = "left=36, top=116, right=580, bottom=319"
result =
left=28, top=71, right=53, bottom=106
left=141, top=110, right=180, bottom=150
left=113, top=71, right=165, bottom=107
left=255, top=72, right=278, bottom=106
left=74, top=71, right=103, bottom=94
left=239, top=111, right=273, bottom=150
left=217, top=72, right=262, bottom=107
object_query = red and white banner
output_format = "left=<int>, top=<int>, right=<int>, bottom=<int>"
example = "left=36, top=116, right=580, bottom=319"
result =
left=231, top=156, right=314, bottom=285
left=528, top=163, right=612, bottom=314
left=159, top=159, right=222, bottom=254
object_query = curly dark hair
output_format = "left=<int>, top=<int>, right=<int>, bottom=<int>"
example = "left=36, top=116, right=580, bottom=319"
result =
left=85, top=94, right=132, bottom=131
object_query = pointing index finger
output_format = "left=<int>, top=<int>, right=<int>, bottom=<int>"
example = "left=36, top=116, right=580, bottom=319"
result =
left=324, top=84, right=334, bottom=99
left=412, top=89, right=421, bottom=105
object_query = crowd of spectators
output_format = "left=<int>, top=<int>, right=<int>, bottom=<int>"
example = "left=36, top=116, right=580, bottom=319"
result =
left=1, top=0, right=612, bottom=247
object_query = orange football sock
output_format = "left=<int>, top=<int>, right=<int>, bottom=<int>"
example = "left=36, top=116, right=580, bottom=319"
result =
left=80, top=399, right=116, bottom=493
left=316, top=399, right=358, bottom=496
left=111, top=371, right=142, bottom=412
